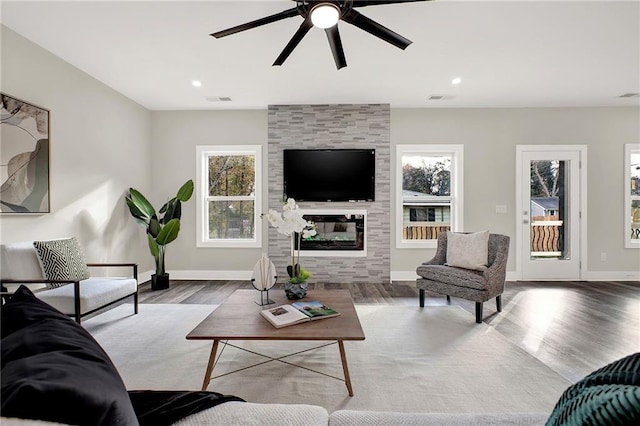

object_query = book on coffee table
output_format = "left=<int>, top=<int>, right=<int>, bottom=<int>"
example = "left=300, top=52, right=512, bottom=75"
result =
left=261, top=301, right=340, bottom=328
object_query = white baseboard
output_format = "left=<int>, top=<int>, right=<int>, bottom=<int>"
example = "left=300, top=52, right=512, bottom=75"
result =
left=390, top=271, right=519, bottom=282
left=391, top=270, right=639, bottom=282
left=138, top=270, right=253, bottom=284
left=581, top=270, right=640, bottom=281
left=138, top=269, right=639, bottom=285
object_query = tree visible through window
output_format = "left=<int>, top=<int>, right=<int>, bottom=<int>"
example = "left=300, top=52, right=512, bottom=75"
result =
left=207, top=155, right=255, bottom=239
left=396, top=145, right=463, bottom=248
left=196, top=146, right=262, bottom=248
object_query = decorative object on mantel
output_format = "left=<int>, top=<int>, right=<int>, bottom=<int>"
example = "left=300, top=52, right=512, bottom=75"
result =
left=125, top=180, right=194, bottom=291
left=0, top=93, right=50, bottom=214
left=251, top=254, right=277, bottom=306
left=266, top=198, right=317, bottom=300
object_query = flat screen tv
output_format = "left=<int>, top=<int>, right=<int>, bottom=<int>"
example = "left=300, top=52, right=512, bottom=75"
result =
left=283, top=149, right=375, bottom=202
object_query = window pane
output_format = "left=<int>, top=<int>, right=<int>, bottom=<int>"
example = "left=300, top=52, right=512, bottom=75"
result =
left=208, top=155, right=255, bottom=197
left=401, top=154, right=451, bottom=241
left=632, top=200, right=640, bottom=240
left=529, top=160, right=570, bottom=260
left=208, top=200, right=255, bottom=239
left=631, top=152, right=640, bottom=196
left=402, top=154, right=451, bottom=196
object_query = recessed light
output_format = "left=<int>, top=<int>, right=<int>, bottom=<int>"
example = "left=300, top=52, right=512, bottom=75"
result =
left=451, top=77, right=462, bottom=85
left=191, top=80, right=202, bottom=87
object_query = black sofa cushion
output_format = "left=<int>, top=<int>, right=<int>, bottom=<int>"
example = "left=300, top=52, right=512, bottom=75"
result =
left=1, top=285, right=139, bottom=425
left=128, top=390, right=244, bottom=426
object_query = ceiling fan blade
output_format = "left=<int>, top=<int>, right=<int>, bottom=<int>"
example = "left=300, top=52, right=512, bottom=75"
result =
left=342, top=9, right=412, bottom=50
left=353, top=0, right=431, bottom=7
left=211, top=7, right=299, bottom=38
left=325, top=26, right=347, bottom=70
left=273, top=18, right=314, bottom=66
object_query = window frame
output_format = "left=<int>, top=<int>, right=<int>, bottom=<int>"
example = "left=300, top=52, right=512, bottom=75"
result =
left=395, top=144, right=464, bottom=249
left=624, top=143, right=640, bottom=249
left=196, top=145, right=262, bottom=248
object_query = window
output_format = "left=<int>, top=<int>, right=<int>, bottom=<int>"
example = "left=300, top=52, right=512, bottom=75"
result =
left=196, top=145, right=262, bottom=248
left=396, top=145, right=463, bottom=248
left=625, top=144, right=640, bottom=248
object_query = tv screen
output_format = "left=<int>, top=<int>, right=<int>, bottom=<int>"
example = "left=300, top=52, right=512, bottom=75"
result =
left=283, top=149, right=375, bottom=202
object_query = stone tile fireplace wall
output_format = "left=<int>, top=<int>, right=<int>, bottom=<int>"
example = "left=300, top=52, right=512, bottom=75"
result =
left=267, top=104, right=391, bottom=284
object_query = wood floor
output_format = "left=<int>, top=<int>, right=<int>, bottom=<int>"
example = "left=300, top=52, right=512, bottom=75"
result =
left=138, top=279, right=639, bottom=383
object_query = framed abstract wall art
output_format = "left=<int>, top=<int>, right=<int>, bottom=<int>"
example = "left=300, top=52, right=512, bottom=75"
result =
left=0, top=93, right=50, bottom=213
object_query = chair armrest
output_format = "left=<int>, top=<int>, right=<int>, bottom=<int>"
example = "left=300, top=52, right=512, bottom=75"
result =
left=1, top=278, right=76, bottom=286
left=1, top=279, right=77, bottom=298
left=86, top=263, right=137, bottom=267
left=482, top=244, right=509, bottom=297
left=419, top=235, right=447, bottom=267
left=86, top=263, right=138, bottom=280
left=485, top=246, right=509, bottom=274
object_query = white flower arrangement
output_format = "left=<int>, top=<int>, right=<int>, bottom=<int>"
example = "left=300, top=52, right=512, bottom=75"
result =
left=267, top=198, right=317, bottom=282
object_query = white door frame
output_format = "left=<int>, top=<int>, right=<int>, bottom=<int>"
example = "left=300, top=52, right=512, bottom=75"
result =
left=515, top=145, right=588, bottom=281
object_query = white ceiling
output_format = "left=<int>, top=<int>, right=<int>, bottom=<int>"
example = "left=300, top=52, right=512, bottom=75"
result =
left=1, top=1, right=639, bottom=111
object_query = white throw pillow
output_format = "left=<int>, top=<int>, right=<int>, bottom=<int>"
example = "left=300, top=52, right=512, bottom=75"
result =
left=445, top=231, right=490, bottom=271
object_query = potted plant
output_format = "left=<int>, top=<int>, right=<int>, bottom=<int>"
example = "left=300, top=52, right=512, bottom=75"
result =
left=266, top=198, right=317, bottom=299
left=125, top=179, right=194, bottom=290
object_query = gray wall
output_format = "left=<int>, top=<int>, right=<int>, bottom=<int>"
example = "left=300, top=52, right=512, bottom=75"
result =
left=150, top=110, right=268, bottom=276
left=391, top=107, right=640, bottom=279
left=267, top=104, right=391, bottom=284
left=0, top=25, right=151, bottom=268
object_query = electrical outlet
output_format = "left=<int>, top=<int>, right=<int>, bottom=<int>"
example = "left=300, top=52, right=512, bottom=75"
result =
left=600, top=252, right=607, bottom=262
left=495, top=205, right=507, bottom=214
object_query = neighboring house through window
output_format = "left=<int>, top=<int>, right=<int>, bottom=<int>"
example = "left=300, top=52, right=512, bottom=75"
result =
left=396, top=144, right=463, bottom=248
left=196, top=145, right=262, bottom=248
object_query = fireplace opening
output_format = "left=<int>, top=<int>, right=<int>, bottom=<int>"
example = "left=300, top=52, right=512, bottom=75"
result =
left=294, top=211, right=366, bottom=257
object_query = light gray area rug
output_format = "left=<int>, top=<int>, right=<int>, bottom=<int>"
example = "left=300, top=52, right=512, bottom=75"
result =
left=84, top=303, right=570, bottom=415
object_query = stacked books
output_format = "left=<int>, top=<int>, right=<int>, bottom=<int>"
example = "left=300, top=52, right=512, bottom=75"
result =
left=261, top=301, right=340, bottom=328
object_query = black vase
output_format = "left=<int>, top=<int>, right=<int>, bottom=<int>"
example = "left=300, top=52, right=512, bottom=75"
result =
left=151, top=273, right=170, bottom=291
left=285, top=281, right=308, bottom=300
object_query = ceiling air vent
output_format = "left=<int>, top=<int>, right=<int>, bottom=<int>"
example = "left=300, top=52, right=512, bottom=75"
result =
left=619, top=93, right=639, bottom=98
left=427, top=95, right=456, bottom=101
left=205, top=96, right=232, bottom=102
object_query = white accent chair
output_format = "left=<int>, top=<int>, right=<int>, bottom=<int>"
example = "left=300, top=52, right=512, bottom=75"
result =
left=1, top=241, right=138, bottom=323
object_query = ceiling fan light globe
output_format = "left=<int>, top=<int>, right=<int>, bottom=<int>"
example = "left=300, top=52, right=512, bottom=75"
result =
left=310, top=4, right=340, bottom=29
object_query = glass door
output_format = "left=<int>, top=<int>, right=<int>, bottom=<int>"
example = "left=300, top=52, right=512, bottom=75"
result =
left=519, top=149, right=583, bottom=280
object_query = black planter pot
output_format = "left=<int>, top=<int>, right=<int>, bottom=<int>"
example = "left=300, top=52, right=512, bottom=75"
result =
left=151, top=273, right=170, bottom=291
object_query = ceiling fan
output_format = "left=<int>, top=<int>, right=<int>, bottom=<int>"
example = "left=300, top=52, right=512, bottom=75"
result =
left=211, top=0, right=430, bottom=70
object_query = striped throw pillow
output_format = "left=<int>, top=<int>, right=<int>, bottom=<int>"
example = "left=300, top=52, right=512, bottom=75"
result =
left=33, top=238, right=90, bottom=287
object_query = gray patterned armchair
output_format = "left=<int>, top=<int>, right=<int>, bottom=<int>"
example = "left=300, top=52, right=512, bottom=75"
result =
left=416, top=233, right=510, bottom=323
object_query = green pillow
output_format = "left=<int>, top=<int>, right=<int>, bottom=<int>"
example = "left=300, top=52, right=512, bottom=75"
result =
left=546, top=352, right=640, bottom=426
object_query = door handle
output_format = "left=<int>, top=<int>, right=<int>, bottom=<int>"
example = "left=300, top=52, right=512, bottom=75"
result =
left=523, top=220, right=529, bottom=224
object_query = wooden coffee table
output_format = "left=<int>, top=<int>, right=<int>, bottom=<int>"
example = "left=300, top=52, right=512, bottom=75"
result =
left=186, top=289, right=365, bottom=396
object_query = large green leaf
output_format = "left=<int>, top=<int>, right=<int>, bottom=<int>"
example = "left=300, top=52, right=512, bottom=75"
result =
left=148, top=216, right=161, bottom=238
left=162, top=199, right=181, bottom=223
left=147, top=234, right=159, bottom=258
left=127, top=188, right=155, bottom=220
left=159, top=200, right=170, bottom=215
left=156, top=219, right=180, bottom=246
left=176, top=179, right=194, bottom=202
left=125, top=196, right=149, bottom=224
